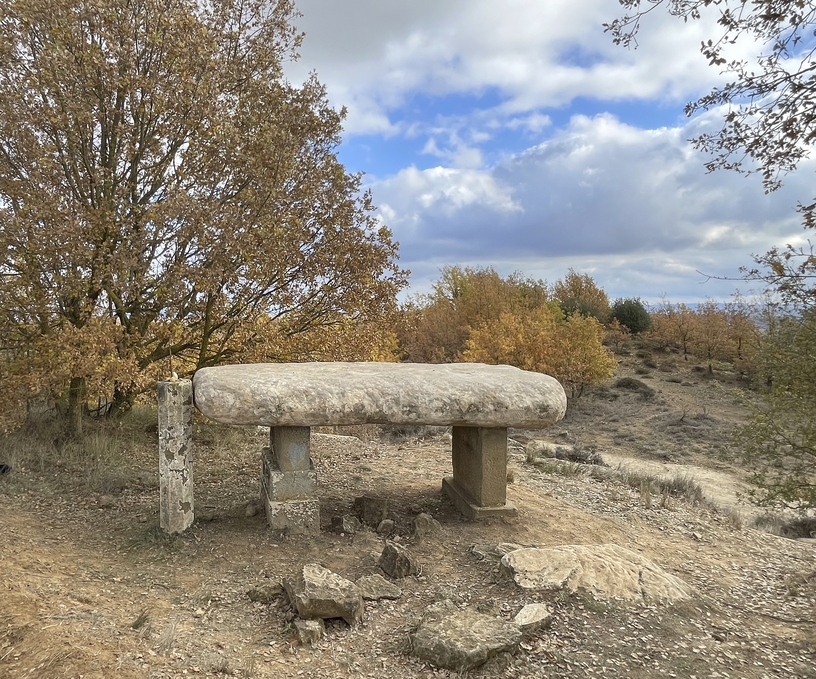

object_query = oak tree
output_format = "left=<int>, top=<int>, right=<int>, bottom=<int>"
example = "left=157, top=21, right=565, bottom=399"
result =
left=610, top=297, right=652, bottom=334
left=0, top=0, right=406, bottom=433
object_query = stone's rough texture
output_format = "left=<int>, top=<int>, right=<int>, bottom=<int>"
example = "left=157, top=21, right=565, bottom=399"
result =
left=410, top=600, right=523, bottom=672
left=264, top=498, right=320, bottom=535
left=193, top=362, right=567, bottom=428
left=247, top=583, right=283, bottom=603
left=294, top=619, right=324, bottom=646
left=354, top=495, right=389, bottom=526
left=261, top=450, right=317, bottom=501
left=513, top=603, right=552, bottom=633
left=376, top=519, right=395, bottom=536
left=497, top=543, right=524, bottom=555
left=356, top=574, right=402, bottom=601
left=283, top=564, right=364, bottom=626
left=412, top=512, right=441, bottom=538
left=501, top=544, right=693, bottom=603
left=158, top=380, right=194, bottom=534
left=379, top=541, right=419, bottom=578
left=271, top=427, right=311, bottom=472
left=331, top=514, right=362, bottom=534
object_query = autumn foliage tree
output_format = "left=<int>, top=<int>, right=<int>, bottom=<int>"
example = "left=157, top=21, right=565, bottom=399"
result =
left=400, top=267, right=616, bottom=396
left=552, top=269, right=611, bottom=323
left=0, top=0, right=406, bottom=433
left=398, top=266, right=548, bottom=363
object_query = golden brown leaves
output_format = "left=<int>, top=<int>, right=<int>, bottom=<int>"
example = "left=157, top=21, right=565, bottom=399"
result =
left=0, top=0, right=407, bottom=424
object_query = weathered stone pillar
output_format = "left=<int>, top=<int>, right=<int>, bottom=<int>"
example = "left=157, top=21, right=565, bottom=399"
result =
left=158, top=380, right=194, bottom=533
left=261, top=426, right=319, bottom=534
left=442, top=426, right=517, bottom=519
left=271, top=426, right=311, bottom=471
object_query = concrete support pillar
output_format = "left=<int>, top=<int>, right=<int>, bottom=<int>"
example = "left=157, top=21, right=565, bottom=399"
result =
left=442, top=426, right=517, bottom=520
left=261, top=426, right=319, bottom=534
left=158, top=380, right=194, bottom=533
left=271, top=426, right=311, bottom=471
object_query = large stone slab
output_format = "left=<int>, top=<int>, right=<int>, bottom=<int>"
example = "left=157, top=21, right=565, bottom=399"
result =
left=501, top=544, right=693, bottom=603
left=193, top=362, right=566, bottom=428
left=410, top=600, right=523, bottom=672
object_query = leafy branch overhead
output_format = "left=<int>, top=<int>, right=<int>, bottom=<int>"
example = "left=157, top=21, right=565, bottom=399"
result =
left=607, top=0, right=816, bottom=222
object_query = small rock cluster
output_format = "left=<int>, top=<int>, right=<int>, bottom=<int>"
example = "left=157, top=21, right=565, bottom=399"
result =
left=250, top=520, right=691, bottom=672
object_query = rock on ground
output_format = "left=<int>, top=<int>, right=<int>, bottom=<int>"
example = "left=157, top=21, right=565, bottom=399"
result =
left=356, top=574, right=402, bottom=601
left=412, top=512, right=441, bottom=538
left=379, top=541, right=418, bottom=578
left=294, top=619, right=324, bottom=646
left=501, top=544, right=693, bottom=603
left=526, top=440, right=606, bottom=465
left=410, top=600, right=523, bottom=672
left=331, top=514, right=362, bottom=534
left=512, top=603, right=552, bottom=633
left=376, top=519, right=395, bottom=536
left=283, top=564, right=364, bottom=625
left=246, top=583, right=283, bottom=603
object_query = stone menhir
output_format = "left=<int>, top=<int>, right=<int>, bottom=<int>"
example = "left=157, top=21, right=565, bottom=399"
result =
left=158, top=380, right=194, bottom=534
left=157, top=362, right=566, bottom=532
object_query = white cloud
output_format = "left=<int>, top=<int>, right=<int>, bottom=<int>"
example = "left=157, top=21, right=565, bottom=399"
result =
left=374, top=114, right=813, bottom=301
left=287, top=0, right=751, bottom=135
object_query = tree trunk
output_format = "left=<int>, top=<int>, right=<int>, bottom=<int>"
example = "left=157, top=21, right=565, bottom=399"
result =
left=67, top=376, right=85, bottom=438
left=107, top=383, right=135, bottom=420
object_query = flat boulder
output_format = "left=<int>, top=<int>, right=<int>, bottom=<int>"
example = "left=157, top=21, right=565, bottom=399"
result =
left=501, top=544, right=693, bottom=603
left=283, top=564, right=364, bottom=625
left=356, top=574, right=402, bottom=601
left=410, top=600, right=523, bottom=672
left=193, top=362, right=566, bottom=428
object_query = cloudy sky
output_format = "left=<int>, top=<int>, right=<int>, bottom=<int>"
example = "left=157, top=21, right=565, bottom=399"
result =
left=285, top=0, right=814, bottom=303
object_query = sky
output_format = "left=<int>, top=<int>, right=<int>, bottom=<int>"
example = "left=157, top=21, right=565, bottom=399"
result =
left=284, top=0, right=816, bottom=304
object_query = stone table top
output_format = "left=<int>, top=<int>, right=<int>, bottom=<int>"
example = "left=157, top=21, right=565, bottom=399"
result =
left=192, top=362, right=566, bottom=428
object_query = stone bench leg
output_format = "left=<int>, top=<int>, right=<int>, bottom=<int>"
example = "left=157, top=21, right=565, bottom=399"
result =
left=442, top=426, right=517, bottom=520
left=261, top=426, right=320, bottom=534
left=158, top=380, right=194, bottom=533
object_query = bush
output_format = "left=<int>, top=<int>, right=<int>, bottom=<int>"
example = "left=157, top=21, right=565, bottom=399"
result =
left=613, top=377, right=656, bottom=400
left=611, top=298, right=652, bottom=334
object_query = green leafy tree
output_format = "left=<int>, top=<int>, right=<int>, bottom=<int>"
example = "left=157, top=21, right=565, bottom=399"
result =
left=736, top=312, right=816, bottom=509
left=0, top=0, right=406, bottom=434
left=610, top=297, right=652, bottom=334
